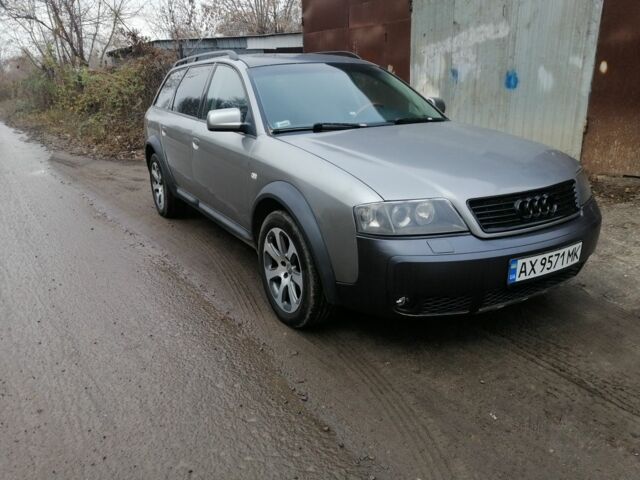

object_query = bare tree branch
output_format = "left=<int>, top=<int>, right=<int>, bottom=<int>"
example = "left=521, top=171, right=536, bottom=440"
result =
left=210, top=0, right=301, bottom=36
left=0, top=0, right=141, bottom=68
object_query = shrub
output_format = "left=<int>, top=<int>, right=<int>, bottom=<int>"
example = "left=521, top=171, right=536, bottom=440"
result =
left=5, top=48, right=176, bottom=155
left=11, top=69, right=57, bottom=111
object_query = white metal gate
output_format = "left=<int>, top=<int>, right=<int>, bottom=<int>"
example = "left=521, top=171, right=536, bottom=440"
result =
left=411, top=0, right=603, bottom=159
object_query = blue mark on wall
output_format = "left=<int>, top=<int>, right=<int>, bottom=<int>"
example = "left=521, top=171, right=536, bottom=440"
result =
left=450, top=68, right=459, bottom=84
left=505, top=70, right=519, bottom=90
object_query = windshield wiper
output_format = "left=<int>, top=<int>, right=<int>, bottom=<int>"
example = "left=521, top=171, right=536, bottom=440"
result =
left=271, top=126, right=315, bottom=134
left=271, top=122, right=364, bottom=135
left=312, top=122, right=364, bottom=132
left=394, top=116, right=446, bottom=125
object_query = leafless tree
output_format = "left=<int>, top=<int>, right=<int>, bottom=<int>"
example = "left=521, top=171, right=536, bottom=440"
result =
left=145, top=0, right=218, bottom=60
left=149, top=0, right=217, bottom=41
left=0, top=0, right=140, bottom=68
left=211, top=0, right=301, bottom=36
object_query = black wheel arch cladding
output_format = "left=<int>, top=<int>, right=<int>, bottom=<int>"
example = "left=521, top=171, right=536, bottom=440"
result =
left=145, top=136, right=178, bottom=194
left=253, top=181, right=339, bottom=304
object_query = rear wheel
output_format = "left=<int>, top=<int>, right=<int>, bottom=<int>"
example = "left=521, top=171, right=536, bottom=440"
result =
left=258, top=211, right=333, bottom=328
left=149, top=153, right=184, bottom=218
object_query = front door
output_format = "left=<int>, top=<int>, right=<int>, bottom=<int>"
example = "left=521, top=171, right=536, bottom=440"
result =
left=192, top=64, right=256, bottom=227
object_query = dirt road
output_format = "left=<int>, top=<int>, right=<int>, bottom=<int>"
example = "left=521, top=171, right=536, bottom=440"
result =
left=1, top=122, right=639, bottom=479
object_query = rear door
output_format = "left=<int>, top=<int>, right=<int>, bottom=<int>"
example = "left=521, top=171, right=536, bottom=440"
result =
left=163, top=65, right=213, bottom=194
left=192, top=64, right=256, bottom=227
left=149, top=67, right=185, bottom=171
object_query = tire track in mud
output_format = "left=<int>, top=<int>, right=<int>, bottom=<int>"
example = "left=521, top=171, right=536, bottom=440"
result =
left=0, top=159, right=125, bottom=474
left=103, top=185, right=267, bottom=323
left=482, top=329, right=640, bottom=421
left=183, top=226, right=265, bottom=319
left=469, top=334, right=640, bottom=462
left=324, top=335, right=462, bottom=480
left=478, top=305, right=640, bottom=422
left=67, top=158, right=266, bottom=326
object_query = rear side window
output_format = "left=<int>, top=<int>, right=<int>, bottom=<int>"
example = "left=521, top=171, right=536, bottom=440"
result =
left=155, top=69, right=186, bottom=109
left=172, top=66, right=212, bottom=117
left=203, top=65, right=249, bottom=121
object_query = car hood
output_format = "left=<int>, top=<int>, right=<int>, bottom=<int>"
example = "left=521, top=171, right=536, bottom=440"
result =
left=278, top=122, right=579, bottom=204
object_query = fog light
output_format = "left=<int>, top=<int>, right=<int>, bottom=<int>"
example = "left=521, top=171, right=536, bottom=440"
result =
left=395, top=296, right=409, bottom=307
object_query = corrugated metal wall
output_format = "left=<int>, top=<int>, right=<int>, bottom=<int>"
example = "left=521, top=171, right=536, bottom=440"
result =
left=582, top=0, right=640, bottom=175
left=149, top=34, right=303, bottom=58
left=411, top=0, right=604, bottom=160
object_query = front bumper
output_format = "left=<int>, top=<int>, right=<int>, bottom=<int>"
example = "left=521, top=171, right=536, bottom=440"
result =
left=335, top=199, right=602, bottom=317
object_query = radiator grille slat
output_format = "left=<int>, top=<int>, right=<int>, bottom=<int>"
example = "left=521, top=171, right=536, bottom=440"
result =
left=468, top=181, right=579, bottom=233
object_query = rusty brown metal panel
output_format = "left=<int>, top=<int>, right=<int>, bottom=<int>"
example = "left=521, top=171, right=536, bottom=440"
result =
left=302, top=0, right=412, bottom=82
left=349, top=25, right=387, bottom=65
left=349, top=0, right=410, bottom=28
left=302, top=0, right=349, bottom=33
left=582, top=0, right=640, bottom=175
left=304, top=29, right=350, bottom=52
left=348, top=20, right=411, bottom=80
left=384, top=19, right=411, bottom=81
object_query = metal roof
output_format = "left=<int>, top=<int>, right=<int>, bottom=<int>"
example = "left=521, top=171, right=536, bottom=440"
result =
left=106, top=32, right=303, bottom=59
left=236, top=53, right=370, bottom=68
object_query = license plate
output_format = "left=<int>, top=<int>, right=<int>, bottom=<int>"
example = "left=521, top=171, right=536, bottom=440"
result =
left=508, top=242, right=582, bottom=284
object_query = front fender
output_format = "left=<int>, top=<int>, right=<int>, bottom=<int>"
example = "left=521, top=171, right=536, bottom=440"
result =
left=253, top=182, right=338, bottom=304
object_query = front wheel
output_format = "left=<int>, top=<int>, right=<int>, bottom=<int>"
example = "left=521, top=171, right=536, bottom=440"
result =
left=258, top=211, right=333, bottom=328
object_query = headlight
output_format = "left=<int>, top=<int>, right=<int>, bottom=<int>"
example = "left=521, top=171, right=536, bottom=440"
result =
left=354, top=199, right=468, bottom=236
left=576, top=169, right=592, bottom=205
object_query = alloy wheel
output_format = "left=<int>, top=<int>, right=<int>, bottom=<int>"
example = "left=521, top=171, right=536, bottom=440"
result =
left=151, top=162, right=165, bottom=210
left=263, top=227, right=303, bottom=313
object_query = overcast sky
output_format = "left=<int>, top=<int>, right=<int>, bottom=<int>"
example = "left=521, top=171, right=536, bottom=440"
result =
left=0, top=0, right=169, bottom=59
left=129, top=0, right=163, bottom=39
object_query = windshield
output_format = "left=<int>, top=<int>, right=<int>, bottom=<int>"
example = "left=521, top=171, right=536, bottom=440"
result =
left=249, top=63, right=445, bottom=132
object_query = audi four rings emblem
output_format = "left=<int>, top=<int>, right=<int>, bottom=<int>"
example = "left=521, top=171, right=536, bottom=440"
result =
left=514, top=194, right=558, bottom=220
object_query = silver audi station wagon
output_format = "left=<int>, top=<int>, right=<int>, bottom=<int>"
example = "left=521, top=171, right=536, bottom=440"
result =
left=144, top=51, right=601, bottom=328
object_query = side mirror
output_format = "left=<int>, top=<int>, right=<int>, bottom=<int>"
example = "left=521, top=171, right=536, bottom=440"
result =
left=206, top=108, right=248, bottom=133
left=427, top=97, right=446, bottom=114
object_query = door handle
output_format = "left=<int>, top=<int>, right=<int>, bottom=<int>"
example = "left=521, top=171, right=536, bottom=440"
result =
left=161, top=127, right=167, bottom=136
left=192, top=138, right=200, bottom=150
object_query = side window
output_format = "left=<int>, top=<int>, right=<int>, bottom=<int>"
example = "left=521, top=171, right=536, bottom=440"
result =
left=155, top=69, right=186, bottom=109
left=203, top=65, right=249, bottom=121
left=172, top=66, right=212, bottom=117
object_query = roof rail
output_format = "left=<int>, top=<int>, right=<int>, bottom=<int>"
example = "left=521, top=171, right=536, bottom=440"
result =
left=174, top=49, right=239, bottom=67
left=315, top=51, right=362, bottom=59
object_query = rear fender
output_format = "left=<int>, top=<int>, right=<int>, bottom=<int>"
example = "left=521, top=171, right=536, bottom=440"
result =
left=145, top=136, right=178, bottom=193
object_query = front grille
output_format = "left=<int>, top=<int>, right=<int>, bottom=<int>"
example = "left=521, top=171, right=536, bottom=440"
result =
left=468, top=180, right=579, bottom=233
left=481, top=264, right=582, bottom=310
left=412, top=295, right=473, bottom=316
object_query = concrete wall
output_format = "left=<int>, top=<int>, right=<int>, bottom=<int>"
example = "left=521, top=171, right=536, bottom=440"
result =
left=411, top=0, right=604, bottom=160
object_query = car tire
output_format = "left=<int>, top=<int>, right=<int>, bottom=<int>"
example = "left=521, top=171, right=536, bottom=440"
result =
left=149, top=153, right=184, bottom=218
left=258, top=210, right=333, bottom=328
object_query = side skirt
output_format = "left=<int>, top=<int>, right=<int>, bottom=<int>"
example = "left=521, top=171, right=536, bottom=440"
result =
left=176, top=188, right=255, bottom=248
